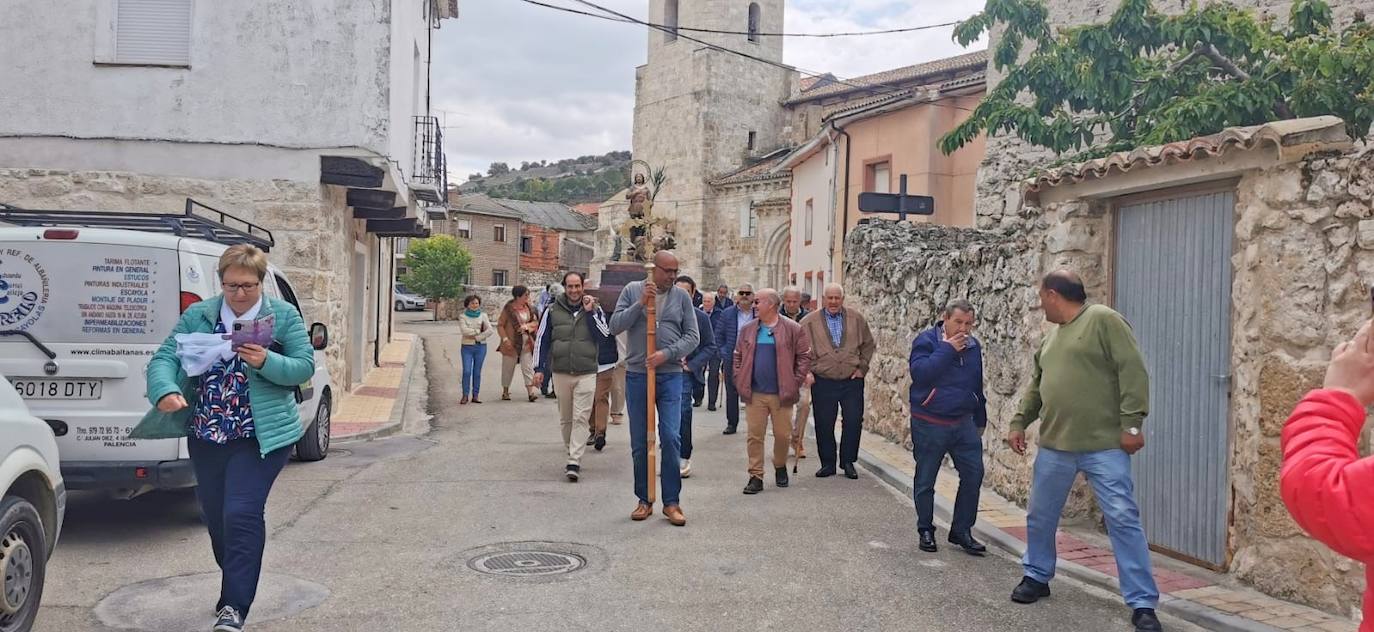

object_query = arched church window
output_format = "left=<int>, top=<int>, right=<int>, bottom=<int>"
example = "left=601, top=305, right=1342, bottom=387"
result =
left=747, top=3, right=761, bottom=43
left=665, top=0, right=679, bottom=42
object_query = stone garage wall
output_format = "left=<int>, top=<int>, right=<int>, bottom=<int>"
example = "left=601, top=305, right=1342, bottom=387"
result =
left=847, top=144, right=1374, bottom=619
left=0, top=167, right=383, bottom=388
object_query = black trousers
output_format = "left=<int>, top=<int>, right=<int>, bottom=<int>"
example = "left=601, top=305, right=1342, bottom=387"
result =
left=812, top=377, right=865, bottom=468
left=723, top=364, right=741, bottom=428
left=705, top=358, right=722, bottom=408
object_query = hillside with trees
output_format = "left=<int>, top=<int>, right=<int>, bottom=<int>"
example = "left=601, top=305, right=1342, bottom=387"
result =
left=459, top=150, right=631, bottom=204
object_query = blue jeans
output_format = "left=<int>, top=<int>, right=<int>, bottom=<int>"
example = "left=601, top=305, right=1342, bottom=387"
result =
left=679, top=375, right=695, bottom=460
left=1024, top=447, right=1159, bottom=609
left=188, top=438, right=291, bottom=618
left=461, top=343, right=487, bottom=397
left=911, top=415, right=984, bottom=535
left=626, top=371, right=683, bottom=507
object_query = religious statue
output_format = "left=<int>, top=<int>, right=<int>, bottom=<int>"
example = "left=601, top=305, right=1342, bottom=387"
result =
left=626, top=173, right=650, bottom=219
left=615, top=163, right=674, bottom=264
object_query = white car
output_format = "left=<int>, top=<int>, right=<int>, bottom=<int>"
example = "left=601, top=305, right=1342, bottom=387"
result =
left=393, top=287, right=426, bottom=312
left=0, top=202, right=334, bottom=499
left=0, top=372, right=64, bottom=632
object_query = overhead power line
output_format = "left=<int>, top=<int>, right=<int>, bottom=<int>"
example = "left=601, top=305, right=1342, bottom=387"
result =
left=517, top=0, right=961, bottom=38
left=547, top=0, right=923, bottom=102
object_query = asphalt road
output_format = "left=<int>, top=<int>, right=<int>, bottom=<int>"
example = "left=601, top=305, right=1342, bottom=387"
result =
left=34, top=313, right=1200, bottom=632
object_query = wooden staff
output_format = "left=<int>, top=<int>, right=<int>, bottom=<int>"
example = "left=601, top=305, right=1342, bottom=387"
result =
left=645, top=263, right=658, bottom=505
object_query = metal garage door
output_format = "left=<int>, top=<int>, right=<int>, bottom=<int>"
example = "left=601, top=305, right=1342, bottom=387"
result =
left=1114, top=190, right=1234, bottom=568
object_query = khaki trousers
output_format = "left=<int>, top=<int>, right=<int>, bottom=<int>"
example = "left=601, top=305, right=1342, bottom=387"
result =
left=588, top=369, right=613, bottom=435
left=793, top=385, right=811, bottom=457
left=553, top=373, right=596, bottom=465
left=609, top=364, right=627, bottom=422
left=746, top=394, right=794, bottom=479
left=501, top=348, right=536, bottom=393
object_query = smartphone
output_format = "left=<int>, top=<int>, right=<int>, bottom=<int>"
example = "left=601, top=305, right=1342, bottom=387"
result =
left=228, top=314, right=275, bottom=349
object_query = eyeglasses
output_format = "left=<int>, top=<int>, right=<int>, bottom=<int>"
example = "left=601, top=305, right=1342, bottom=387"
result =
left=656, top=265, right=679, bottom=276
left=223, top=282, right=260, bottom=294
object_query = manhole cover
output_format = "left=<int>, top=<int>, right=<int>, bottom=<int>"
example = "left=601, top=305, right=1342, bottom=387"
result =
left=469, top=550, right=585, bottom=577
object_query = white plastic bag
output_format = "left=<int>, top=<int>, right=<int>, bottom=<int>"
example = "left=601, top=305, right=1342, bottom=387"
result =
left=174, top=333, right=235, bottom=377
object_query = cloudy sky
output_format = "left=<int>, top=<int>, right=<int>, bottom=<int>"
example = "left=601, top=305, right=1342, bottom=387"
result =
left=432, top=0, right=986, bottom=179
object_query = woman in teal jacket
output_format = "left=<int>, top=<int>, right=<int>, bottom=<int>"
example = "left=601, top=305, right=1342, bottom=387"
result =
left=136, top=244, right=313, bottom=632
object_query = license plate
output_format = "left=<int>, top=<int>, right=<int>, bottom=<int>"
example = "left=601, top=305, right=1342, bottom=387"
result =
left=8, top=378, right=103, bottom=400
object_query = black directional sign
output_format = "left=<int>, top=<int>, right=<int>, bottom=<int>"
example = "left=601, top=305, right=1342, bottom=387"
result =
left=858, top=174, right=934, bottom=220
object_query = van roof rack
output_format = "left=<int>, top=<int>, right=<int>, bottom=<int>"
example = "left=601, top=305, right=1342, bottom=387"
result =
left=0, top=198, right=275, bottom=251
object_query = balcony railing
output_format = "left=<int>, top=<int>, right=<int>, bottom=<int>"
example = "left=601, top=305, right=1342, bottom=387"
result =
left=412, top=115, right=447, bottom=204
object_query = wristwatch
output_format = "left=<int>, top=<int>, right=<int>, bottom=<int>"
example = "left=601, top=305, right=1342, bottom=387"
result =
left=1126, top=427, right=1140, bottom=436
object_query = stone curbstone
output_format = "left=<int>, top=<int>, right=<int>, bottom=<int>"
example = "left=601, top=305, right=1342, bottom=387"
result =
left=334, top=336, right=422, bottom=444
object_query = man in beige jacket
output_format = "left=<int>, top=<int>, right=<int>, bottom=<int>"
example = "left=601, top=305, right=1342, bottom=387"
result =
left=800, top=283, right=876, bottom=480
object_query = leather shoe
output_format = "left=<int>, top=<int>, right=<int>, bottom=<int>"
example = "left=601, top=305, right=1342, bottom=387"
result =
left=1011, top=576, right=1051, bottom=604
left=742, top=477, right=763, bottom=494
left=918, top=530, right=938, bottom=553
left=949, top=531, right=988, bottom=556
left=775, top=467, right=789, bottom=488
left=815, top=466, right=836, bottom=478
left=1131, top=608, right=1163, bottom=632
left=843, top=463, right=859, bottom=479
left=707, top=406, right=717, bottom=411
left=723, top=426, right=737, bottom=435
left=663, top=505, right=686, bottom=527
left=630, top=503, right=653, bottom=521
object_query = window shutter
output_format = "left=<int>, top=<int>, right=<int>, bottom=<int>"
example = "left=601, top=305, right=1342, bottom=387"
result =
left=116, top=0, right=193, bottom=66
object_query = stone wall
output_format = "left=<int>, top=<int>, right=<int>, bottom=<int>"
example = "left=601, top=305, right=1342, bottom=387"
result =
left=847, top=144, right=1374, bottom=618
left=0, top=167, right=388, bottom=389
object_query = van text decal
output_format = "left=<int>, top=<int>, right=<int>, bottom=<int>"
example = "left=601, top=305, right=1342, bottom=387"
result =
left=0, top=249, right=50, bottom=331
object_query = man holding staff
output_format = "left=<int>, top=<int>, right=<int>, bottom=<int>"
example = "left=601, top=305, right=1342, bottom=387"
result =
left=611, top=250, right=699, bottom=527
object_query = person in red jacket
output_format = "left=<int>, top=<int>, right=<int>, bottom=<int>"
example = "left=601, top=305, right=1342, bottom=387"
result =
left=1281, top=319, right=1374, bottom=630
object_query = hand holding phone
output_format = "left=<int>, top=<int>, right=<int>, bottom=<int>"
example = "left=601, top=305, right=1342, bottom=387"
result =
left=225, top=314, right=275, bottom=350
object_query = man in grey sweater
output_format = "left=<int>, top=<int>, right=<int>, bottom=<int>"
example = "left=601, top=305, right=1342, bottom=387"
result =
left=610, top=250, right=700, bottom=527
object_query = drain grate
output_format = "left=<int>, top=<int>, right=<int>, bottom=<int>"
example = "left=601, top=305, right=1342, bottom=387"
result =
left=468, top=550, right=586, bottom=577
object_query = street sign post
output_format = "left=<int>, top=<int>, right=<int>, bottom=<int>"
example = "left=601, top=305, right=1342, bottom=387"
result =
left=858, top=174, right=934, bottom=220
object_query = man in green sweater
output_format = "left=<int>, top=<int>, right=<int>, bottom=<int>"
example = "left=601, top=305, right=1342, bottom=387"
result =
left=1007, top=270, right=1163, bottom=632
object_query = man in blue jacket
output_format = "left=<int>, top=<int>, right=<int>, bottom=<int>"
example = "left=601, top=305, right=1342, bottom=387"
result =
left=908, top=299, right=988, bottom=556
left=700, top=293, right=729, bottom=410
left=676, top=275, right=716, bottom=479
left=714, top=283, right=757, bottom=434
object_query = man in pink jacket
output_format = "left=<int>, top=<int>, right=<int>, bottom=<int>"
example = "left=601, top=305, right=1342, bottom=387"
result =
left=1281, top=319, right=1374, bottom=630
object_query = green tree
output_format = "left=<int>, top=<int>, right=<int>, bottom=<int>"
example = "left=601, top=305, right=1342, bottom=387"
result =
left=940, top=0, right=1374, bottom=162
left=400, top=235, right=472, bottom=321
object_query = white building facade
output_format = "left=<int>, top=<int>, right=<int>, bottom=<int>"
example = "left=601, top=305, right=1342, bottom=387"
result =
left=0, top=0, right=457, bottom=387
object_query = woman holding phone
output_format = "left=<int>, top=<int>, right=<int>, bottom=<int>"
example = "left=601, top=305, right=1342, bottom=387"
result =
left=458, top=294, right=494, bottom=404
left=137, top=244, right=314, bottom=632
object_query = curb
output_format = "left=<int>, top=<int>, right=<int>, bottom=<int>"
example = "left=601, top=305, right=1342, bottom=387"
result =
left=334, top=337, right=423, bottom=444
left=853, top=445, right=1283, bottom=632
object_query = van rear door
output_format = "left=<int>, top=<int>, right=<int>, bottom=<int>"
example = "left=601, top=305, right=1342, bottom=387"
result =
left=0, top=232, right=182, bottom=463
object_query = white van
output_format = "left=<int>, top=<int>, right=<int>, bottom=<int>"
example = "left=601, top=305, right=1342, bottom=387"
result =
left=0, top=201, right=333, bottom=498
left=0, top=371, right=64, bottom=632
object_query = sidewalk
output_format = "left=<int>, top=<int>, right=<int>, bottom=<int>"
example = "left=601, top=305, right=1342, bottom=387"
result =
left=854, top=429, right=1359, bottom=632
left=332, top=332, right=419, bottom=441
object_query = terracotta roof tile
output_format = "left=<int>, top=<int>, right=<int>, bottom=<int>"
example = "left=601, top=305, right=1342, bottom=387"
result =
left=1025, top=116, right=1352, bottom=193
left=788, top=50, right=988, bottom=105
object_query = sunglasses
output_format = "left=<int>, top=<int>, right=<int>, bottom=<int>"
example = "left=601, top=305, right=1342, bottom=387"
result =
left=738, top=291, right=753, bottom=296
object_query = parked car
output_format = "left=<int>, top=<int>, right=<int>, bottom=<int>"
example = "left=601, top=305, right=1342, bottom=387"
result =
left=394, top=286, right=426, bottom=312
left=0, top=203, right=334, bottom=500
left=0, top=371, right=64, bottom=632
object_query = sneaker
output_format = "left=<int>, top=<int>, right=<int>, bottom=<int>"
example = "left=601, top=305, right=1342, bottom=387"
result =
left=722, top=426, right=737, bottom=435
left=1131, top=608, right=1163, bottom=632
left=775, top=466, right=789, bottom=488
left=1010, top=576, right=1051, bottom=604
left=565, top=464, right=580, bottom=482
left=742, top=477, right=763, bottom=494
left=586, top=433, right=597, bottom=446
left=502, top=389, right=511, bottom=401
left=680, top=459, right=692, bottom=478
left=609, top=415, right=623, bottom=425
left=213, top=606, right=244, bottom=632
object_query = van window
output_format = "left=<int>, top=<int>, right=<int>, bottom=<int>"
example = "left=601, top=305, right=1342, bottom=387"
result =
left=273, top=273, right=306, bottom=318
left=0, top=242, right=179, bottom=344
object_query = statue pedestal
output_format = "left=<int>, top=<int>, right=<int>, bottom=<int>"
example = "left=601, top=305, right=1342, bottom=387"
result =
left=592, top=262, right=649, bottom=313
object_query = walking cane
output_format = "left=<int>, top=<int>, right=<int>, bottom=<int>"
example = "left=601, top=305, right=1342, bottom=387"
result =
left=645, top=265, right=658, bottom=506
